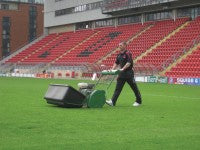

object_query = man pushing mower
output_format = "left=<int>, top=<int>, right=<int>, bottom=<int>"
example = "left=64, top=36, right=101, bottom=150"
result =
left=106, top=41, right=142, bottom=107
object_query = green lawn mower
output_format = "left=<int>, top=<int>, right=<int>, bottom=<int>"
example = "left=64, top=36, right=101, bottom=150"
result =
left=44, top=70, right=120, bottom=108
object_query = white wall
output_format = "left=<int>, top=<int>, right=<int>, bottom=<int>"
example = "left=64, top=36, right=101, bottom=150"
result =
left=44, top=0, right=111, bottom=28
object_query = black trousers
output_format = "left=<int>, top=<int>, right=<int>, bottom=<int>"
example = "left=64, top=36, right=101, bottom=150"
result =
left=111, top=77, right=142, bottom=106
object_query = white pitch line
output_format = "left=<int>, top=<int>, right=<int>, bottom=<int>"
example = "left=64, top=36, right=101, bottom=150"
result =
left=142, top=94, right=200, bottom=100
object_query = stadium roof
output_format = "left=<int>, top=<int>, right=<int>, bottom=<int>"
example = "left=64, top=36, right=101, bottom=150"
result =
left=102, top=0, right=179, bottom=14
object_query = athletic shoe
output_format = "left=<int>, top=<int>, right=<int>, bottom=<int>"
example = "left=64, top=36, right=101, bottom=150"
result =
left=133, top=102, right=141, bottom=107
left=106, top=99, right=114, bottom=106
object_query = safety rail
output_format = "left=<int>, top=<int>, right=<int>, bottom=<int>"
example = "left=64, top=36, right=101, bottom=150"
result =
left=0, top=63, right=15, bottom=74
left=0, top=62, right=159, bottom=78
left=50, top=62, right=107, bottom=73
left=134, top=63, right=159, bottom=76
left=0, top=62, right=45, bottom=73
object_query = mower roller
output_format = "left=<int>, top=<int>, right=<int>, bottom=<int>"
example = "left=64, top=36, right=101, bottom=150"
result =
left=78, top=69, right=120, bottom=108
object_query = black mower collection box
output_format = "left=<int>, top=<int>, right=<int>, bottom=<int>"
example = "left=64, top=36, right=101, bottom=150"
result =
left=44, top=84, right=86, bottom=108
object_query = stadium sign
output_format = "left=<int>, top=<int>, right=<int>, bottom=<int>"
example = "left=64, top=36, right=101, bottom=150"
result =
left=147, top=76, right=157, bottom=83
left=157, top=76, right=168, bottom=84
left=0, top=73, right=6, bottom=77
left=169, top=77, right=200, bottom=85
left=177, top=78, right=200, bottom=85
left=135, top=76, right=147, bottom=82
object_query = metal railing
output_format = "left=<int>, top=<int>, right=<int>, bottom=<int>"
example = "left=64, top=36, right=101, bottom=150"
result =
left=0, top=63, right=15, bottom=74
left=49, top=62, right=104, bottom=73
left=134, top=63, right=159, bottom=76
left=0, top=61, right=160, bottom=78
left=0, top=62, right=47, bottom=74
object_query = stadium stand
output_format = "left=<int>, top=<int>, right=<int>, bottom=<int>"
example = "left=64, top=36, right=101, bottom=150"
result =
left=55, top=23, right=147, bottom=64
left=136, top=16, right=200, bottom=72
left=6, top=33, right=58, bottom=63
left=6, top=30, right=96, bottom=63
left=4, top=16, right=200, bottom=78
left=102, top=18, right=189, bottom=67
left=6, top=23, right=147, bottom=64
left=165, top=44, right=200, bottom=78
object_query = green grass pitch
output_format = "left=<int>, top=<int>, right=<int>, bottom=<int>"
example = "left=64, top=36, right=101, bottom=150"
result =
left=0, top=77, right=200, bottom=150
